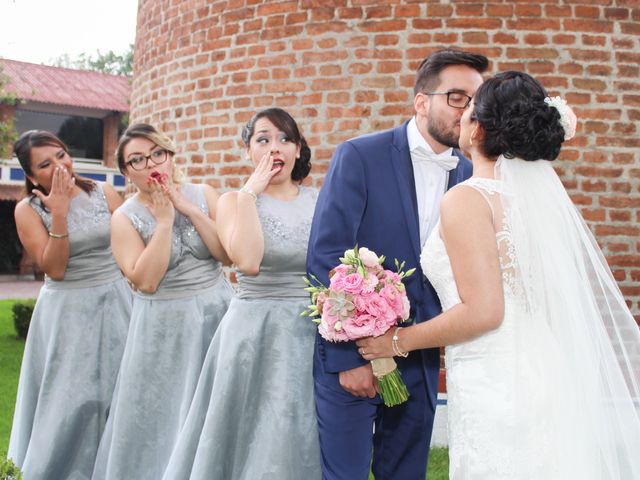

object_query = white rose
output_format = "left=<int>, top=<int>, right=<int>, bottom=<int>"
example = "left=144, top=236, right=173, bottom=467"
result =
left=358, top=247, right=379, bottom=268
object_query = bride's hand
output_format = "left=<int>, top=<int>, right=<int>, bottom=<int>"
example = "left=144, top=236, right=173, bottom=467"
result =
left=356, top=330, right=395, bottom=360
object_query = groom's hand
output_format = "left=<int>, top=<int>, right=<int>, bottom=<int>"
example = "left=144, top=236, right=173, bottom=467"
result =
left=339, top=364, right=379, bottom=398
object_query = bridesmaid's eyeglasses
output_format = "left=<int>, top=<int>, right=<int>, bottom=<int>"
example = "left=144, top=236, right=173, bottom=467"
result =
left=126, top=149, right=168, bottom=171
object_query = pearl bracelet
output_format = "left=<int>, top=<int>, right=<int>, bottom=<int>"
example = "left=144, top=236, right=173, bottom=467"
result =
left=48, top=232, right=69, bottom=239
left=392, top=327, right=409, bottom=358
left=239, top=186, right=257, bottom=201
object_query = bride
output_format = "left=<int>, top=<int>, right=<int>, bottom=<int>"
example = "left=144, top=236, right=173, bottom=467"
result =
left=357, top=71, right=640, bottom=479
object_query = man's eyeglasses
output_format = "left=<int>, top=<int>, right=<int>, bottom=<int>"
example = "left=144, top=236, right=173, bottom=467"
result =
left=125, top=149, right=168, bottom=171
left=424, top=91, right=473, bottom=109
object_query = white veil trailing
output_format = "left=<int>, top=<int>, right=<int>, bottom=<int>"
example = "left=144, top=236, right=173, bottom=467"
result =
left=496, top=155, right=640, bottom=477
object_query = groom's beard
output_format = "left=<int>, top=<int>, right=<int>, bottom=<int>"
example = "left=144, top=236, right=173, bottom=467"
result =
left=427, top=112, right=460, bottom=149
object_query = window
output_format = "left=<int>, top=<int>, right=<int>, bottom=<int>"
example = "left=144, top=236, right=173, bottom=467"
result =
left=15, top=109, right=104, bottom=160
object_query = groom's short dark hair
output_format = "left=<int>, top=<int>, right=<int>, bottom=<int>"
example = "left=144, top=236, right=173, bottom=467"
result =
left=414, top=49, right=489, bottom=96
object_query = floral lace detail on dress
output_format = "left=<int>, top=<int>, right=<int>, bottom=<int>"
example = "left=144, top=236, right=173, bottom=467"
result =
left=460, top=178, right=525, bottom=302
left=119, top=184, right=212, bottom=267
left=258, top=209, right=312, bottom=247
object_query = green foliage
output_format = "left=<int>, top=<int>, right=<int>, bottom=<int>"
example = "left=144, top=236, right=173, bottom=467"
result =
left=11, top=300, right=35, bottom=340
left=51, top=44, right=133, bottom=76
left=0, top=300, right=27, bottom=456
left=0, top=65, right=20, bottom=159
left=0, top=456, right=22, bottom=480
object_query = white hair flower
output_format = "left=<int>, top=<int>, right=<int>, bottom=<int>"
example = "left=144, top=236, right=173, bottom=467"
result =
left=544, top=96, right=577, bottom=141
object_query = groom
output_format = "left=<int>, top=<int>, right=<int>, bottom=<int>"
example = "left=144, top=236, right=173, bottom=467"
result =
left=307, top=49, right=488, bottom=479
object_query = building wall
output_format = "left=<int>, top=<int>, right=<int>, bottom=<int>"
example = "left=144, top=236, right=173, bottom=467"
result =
left=131, top=0, right=640, bottom=319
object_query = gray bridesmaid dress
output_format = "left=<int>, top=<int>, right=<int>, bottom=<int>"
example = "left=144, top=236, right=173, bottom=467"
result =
left=91, top=183, right=233, bottom=480
left=8, top=183, right=132, bottom=480
left=162, top=185, right=321, bottom=480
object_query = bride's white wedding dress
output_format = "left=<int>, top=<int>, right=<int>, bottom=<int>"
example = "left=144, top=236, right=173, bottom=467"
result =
left=421, top=164, right=640, bottom=479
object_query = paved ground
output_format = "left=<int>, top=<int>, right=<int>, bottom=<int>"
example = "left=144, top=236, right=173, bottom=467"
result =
left=0, top=280, right=43, bottom=299
left=431, top=394, right=448, bottom=447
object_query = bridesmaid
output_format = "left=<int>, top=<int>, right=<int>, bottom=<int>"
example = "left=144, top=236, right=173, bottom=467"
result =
left=163, top=108, right=321, bottom=479
left=92, top=124, right=233, bottom=480
left=9, top=130, right=131, bottom=480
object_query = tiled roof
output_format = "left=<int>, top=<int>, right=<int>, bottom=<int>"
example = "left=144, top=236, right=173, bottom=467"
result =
left=0, top=58, right=130, bottom=112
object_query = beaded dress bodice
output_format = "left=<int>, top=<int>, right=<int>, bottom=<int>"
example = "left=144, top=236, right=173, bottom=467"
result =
left=30, top=182, right=121, bottom=287
left=235, top=186, right=318, bottom=299
left=118, top=183, right=224, bottom=299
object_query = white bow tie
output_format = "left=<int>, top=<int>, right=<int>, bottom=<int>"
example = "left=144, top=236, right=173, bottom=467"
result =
left=411, top=146, right=459, bottom=171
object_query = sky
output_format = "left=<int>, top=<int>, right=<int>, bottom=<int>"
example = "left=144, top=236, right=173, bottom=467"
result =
left=0, top=0, right=138, bottom=65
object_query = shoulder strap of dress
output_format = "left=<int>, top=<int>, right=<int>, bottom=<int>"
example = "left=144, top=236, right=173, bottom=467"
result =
left=455, top=178, right=499, bottom=221
left=28, top=195, right=48, bottom=217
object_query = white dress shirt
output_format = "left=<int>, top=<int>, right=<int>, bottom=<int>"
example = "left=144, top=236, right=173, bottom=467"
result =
left=407, top=117, right=459, bottom=248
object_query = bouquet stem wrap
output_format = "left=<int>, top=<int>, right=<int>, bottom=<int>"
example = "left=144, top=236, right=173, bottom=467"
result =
left=371, top=357, right=409, bottom=407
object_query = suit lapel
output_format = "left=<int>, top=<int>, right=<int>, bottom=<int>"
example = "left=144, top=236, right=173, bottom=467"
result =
left=447, top=149, right=470, bottom=190
left=390, top=122, right=421, bottom=265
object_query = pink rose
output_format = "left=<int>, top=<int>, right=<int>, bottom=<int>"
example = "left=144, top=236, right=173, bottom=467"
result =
left=333, top=264, right=351, bottom=275
left=329, top=268, right=347, bottom=291
left=372, top=310, right=397, bottom=336
left=342, top=312, right=375, bottom=339
left=342, top=273, right=364, bottom=295
left=380, top=284, right=398, bottom=301
left=353, top=291, right=372, bottom=313
left=362, top=273, right=379, bottom=293
left=385, top=270, right=401, bottom=283
left=362, top=293, right=388, bottom=318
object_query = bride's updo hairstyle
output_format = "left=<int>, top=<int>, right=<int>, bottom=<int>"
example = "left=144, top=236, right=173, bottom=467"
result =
left=471, top=71, right=566, bottom=161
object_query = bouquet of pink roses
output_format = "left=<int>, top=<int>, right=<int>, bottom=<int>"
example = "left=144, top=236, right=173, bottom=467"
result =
left=303, top=246, right=415, bottom=406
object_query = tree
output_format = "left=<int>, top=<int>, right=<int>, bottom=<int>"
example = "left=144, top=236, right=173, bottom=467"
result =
left=51, top=44, right=133, bottom=76
left=0, top=64, right=20, bottom=159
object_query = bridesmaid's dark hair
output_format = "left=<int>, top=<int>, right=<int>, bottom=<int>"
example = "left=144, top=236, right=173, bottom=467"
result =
left=242, top=108, right=312, bottom=182
left=13, top=130, right=95, bottom=196
left=470, top=71, right=566, bottom=161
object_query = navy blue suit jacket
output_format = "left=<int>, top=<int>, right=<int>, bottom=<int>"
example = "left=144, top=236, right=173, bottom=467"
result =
left=307, top=120, right=472, bottom=409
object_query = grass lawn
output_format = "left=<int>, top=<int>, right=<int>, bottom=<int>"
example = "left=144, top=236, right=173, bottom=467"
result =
left=0, top=299, right=26, bottom=458
left=367, top=447, right=449, bottom=480
left=0, top=299, right=449, bottom=477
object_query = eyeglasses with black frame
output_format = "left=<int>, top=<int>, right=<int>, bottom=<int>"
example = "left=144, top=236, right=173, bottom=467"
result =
left=424, top=91, right=473, bottom=109
left=125, top=149, right=168, bottom=171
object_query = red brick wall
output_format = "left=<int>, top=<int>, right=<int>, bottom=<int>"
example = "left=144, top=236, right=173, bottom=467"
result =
left=131, top=0, right=640, bottom=320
